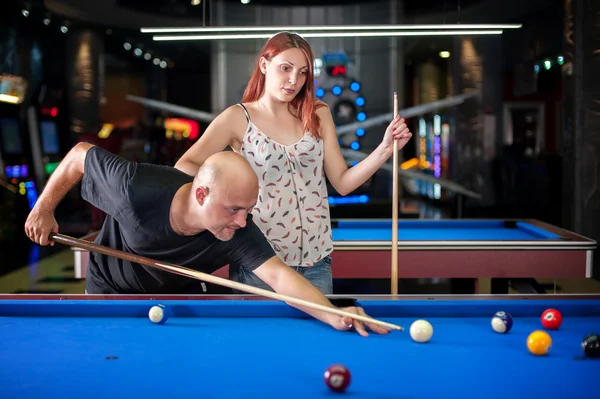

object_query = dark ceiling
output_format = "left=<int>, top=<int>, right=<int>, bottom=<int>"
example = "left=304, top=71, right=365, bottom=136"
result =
left=116, top=0, right=483, bottom=20
left=116, top=0, right=210, bottom=19
left=7, top=0, right=560, bottom=71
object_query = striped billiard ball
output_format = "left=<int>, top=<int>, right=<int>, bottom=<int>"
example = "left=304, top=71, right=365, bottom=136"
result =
left=324, top=364, right=351, bottom=392
left=491, top=311, right=513, bottom=334
left=149, top=304, right=169, bottom=324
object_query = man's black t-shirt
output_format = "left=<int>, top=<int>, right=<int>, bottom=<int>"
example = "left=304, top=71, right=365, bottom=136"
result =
left=81, top=146, right=276, bottom=294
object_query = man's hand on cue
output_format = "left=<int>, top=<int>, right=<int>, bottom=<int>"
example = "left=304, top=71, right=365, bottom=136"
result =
left=330, top=306, right=392, bottom=337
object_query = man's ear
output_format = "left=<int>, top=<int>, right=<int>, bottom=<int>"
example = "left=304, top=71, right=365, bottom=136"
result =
left=195, top=186, right=209, bottom=206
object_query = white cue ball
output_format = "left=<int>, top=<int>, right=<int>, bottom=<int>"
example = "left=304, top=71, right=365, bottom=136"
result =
left=410, top=319, right=433, bottom=343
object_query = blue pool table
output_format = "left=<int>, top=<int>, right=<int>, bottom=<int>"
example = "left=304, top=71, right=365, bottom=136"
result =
left=328, top=219, right=596, bottom=293
left=332, top=219, right=572, bottom=241
left=1, top=294, right=599, bottom=398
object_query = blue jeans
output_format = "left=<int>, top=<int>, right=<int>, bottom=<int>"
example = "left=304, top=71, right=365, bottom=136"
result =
left=229, top=255, right=333, bottom=295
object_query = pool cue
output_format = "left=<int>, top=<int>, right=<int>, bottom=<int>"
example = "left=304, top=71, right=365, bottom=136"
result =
left=49, top=233, right=402, bottom=331
left=391, top=92, right=399, bottom=295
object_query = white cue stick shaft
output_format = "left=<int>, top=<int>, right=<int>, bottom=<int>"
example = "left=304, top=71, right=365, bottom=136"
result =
left=391, top=92, right=399, bottom=295
left=156, top=262, right=402, bottom=331
left=50, top=233, right=403, bottom=331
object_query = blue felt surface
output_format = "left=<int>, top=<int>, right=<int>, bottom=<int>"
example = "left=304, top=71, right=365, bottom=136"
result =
left=332, top=220, right=560, bottom=241
left=1, top=300, right=599, bottom=398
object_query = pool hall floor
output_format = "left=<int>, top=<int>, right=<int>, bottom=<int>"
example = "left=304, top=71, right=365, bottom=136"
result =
left=1, top=239, right=600, bottom=296
left=0, top=241, right=84, bottom=294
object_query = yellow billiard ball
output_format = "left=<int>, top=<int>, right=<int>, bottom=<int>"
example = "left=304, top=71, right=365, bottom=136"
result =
left=527, top=330, right=552, bottom=355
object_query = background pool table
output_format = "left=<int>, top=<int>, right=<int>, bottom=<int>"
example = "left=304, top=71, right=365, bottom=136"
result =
left=329, top=219, right=596, bottom=294
left=71, top=219, right=596, bottom=295
left=1, top=294, right=600, bottom=398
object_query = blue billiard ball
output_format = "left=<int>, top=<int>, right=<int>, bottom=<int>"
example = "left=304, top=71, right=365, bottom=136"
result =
left=491, top=311, right=513, bottom=333
left=149, top=304, right=169, bottom=324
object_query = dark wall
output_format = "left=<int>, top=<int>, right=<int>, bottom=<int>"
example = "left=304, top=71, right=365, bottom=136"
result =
left=562, top=0, right=600, bottom=276
left=501, top=0, right=565, bottom=71
left=0, top=2, right=211, bottom=146
left=0, top=6, right=68, bottom=107
left=500, top=0, right=565, bottom=155
left=165, top=51, right=212, bottom=117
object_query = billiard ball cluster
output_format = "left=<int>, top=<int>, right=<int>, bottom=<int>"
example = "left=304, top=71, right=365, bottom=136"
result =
left=490, top=307, right=599, bottom=358
left=145, top=303, right=598, bottom=396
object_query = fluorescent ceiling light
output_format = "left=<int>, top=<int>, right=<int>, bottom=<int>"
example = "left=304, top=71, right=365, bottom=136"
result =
left=153, top=30, right=503, bottom=41
left=142, top=24, right=521, bottom=33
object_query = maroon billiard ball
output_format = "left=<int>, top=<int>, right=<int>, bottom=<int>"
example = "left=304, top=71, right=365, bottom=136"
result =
left=324, top=364, right=351, bottom=392
left=541, top=308, right=563, bottom=330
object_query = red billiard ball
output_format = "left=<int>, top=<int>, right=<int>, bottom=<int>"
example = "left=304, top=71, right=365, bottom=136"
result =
left=541, top=308, right=563, bottom=330
left=324, top=364, right=351, bottom=393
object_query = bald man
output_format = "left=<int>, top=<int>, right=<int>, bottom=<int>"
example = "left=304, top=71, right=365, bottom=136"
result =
left=25, top=143, right=389, bottom=336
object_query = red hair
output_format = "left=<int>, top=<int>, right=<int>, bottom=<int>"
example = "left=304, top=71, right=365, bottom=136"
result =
left=242, top=31, right=325, bottom=138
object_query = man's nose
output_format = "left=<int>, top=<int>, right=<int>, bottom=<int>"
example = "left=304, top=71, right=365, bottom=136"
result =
left=235, top=212, right=247, bottom=228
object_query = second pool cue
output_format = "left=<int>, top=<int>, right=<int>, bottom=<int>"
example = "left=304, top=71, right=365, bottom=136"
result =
left=49, top=232, right=403, bottom=331
left=391, top=92, right=399, bottom=295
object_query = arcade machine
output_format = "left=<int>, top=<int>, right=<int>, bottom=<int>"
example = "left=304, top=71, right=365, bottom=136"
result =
left=315, top=52, right=366, bottom=152
left=27, top=84, right=65, bottom=192
left=314, top=52, right=374, bottom=205
left=0, top=74, right=38, bottom=243
left=27, top=83, right=95, bottom=235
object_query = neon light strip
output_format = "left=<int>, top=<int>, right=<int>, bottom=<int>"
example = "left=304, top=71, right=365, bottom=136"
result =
left=433, top=115, right=441, bottom=178
left=142, top=24, right=521, bottom=33
left=153, top=30, right=504, bottom=41
left=434, top=136, right=441, bottom=178
left=419, top=118, right=427, bottom=167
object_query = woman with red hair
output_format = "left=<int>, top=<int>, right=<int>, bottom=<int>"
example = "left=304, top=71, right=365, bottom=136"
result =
left=176, top=32, right=412, bottom=293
